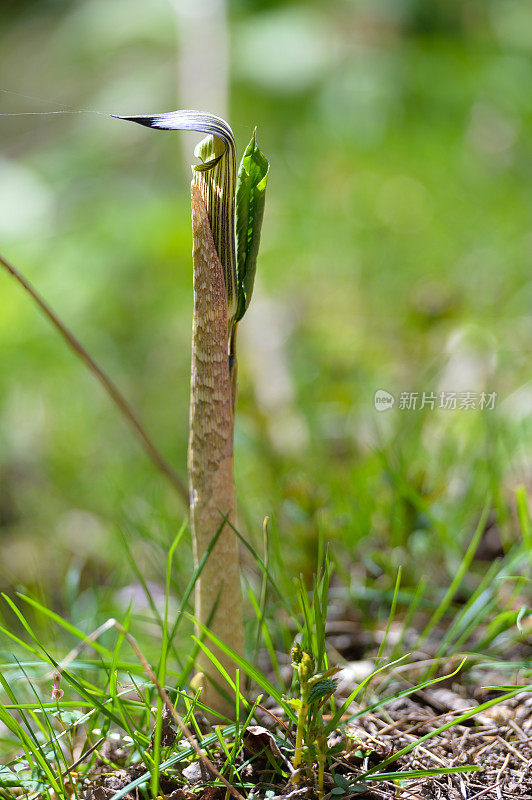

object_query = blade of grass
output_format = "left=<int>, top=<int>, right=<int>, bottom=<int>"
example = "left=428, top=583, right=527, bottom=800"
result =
left=360, top=683, right=532, bottom=777
left=106, top=619, right=152, bottom=763
left=14, top=661, right=69, bottom=794
left=191, top=618, right=297, bottom=723
left=350, top=658, right=468, bottom=723
left=112, top=619, right=246, bottom=800
left=298, top=574, right=314, bottom=656
left=0, top=696, right=63, bottom=795
left=0, top=671, right=46, bottom=766
left=47, top=662, right=135, bottom=735
left=191, top=637, right=246, bottom=721
left=253, top=517, right=271, bottom=665
left=150, top=522, right=188, bottom=799
left=376, top=566, right=402, bottom=664
left=228, top=518, right=300, bottom=623
left=515, top=484, right=532, bottom=559
left=418, top=498, right=491, bottom=644
left=167, top=517, right=228, bottom=649
left=246, top=585, right=284, bottom=688
left=431, top=544, right=526, bottom=664
left=214, top=725, right=239, bottom=782
left=109, top=724, right=238, bottom=800
left=0, top=705, right=63, bottom=795
left=322, top=655, right=410, bottom=736
left=182, top=688, right=203, bottom=726
left=313, top=550, right=331, bottom=672
left=362, top=764, right=480, bottom=781
left=13, top=595, right=142, bottom=674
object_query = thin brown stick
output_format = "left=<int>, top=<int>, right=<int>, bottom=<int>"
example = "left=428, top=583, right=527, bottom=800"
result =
left=111, top=620, right=246, bottom=800
left=49, top=617, right=246, bottom=800
left=118, top=627, right=247, bottom=800
left=467, top=783, right=505, bottom=800
left=0, top=251, right=188, bottom=504
left=256, top=702, right=294, bottom=740
left=61, top=736, right=105, bottom=777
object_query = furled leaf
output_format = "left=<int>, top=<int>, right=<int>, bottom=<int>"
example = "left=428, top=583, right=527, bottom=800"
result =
left=234, top=130, right=269, bottom=322
left=308, top=677, right=337, bottom=706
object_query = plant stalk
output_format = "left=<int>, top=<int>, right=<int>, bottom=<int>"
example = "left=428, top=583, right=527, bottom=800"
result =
left=111, top=110, right=267, bottom=720
left=188, top=183, right=244, bottom=717
left=317, top=736, right=327, bottom=799
left=292, top=690, right=309, bottom=784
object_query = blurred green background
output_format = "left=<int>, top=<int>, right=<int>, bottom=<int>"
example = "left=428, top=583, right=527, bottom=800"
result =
left=1, top=0, right=531, bottom=638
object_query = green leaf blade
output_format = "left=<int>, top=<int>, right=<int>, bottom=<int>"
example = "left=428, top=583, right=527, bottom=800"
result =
left=235, top=130, right=269, bottom=322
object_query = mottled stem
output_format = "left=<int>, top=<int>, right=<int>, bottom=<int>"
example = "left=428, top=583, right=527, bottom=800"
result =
left=188, top=183, right=244, bottom=717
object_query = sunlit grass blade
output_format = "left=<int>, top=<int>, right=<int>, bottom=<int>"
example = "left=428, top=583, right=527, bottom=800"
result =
left=322, top=654, right=409, bottom=736
left=311, top=548, right=331, bottom=673
left=297, top=575, right=314, bottom=657
left=516, top=484, right=532, bottom=558
left=167, top=517, right=227, bottom=653
left=0, top=700, right=98, bottom=710
left=430, top=543, right=526, bottom=664
left=2, top=625, right=149, bottom=745
left=350, top=657, right=468, bottom=723
left=191, top=638, right=240, bottom=721
left=359, top=682, right=532, bottom=777
left=148, top=522, right=188, bottom=798
left=0, top=697, right=63, bottom=795
left=191, top=638, right=251, bottom=716
left=0, top=670, right=46, bottom=765
left=246, top=585, right=284, bottom=688
left=108, top=724, right=238, bottom=800
left=362, top=764, right=480, bottom=781
left=14, top=661, right=70, bottom=794
left=376, top=566, right=402, bottom=663
left=229, top=518, right=298, bottom=621
left=251, top=517, right=274, bottom=667
left=105, top=617, right=151, bottom=766
left=418, top=497, right=491, bottom=644
left=12, top=594, right=142, bottom=673
left=191, top=618, right=297, bottom=723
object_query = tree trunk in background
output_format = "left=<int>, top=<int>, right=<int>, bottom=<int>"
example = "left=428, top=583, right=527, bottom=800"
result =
left=188, top=183, right=244, bottom=718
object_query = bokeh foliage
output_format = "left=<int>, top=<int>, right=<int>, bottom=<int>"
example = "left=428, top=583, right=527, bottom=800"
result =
left=1, top=0, right=531, bottom=640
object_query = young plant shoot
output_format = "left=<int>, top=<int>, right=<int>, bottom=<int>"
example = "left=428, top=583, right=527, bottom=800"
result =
left=289, top=643, right=339, bottom=797
left=115, top=111, right=269, bottom=718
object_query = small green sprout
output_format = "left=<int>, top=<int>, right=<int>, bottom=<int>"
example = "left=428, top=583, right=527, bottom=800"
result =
left=287, top=644, right=339, bottom=798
